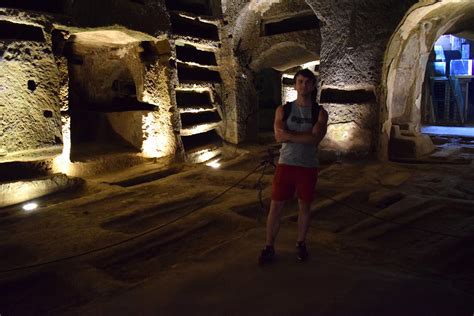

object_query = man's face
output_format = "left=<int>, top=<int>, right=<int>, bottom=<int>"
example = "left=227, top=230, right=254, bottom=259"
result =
left=294, top=75, right=315, bottom=97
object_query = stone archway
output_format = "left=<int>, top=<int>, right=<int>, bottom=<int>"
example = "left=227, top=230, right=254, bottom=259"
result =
left=251, top=42, right=319, bottom=132
left=381, top=0, right=474, bottom=160
left=226, top=0, right=321, bottom=141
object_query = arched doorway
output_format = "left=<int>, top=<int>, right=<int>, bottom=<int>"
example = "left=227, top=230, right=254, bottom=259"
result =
left=252, top=43, right=319, bottom=132
left=382, top=1, right=474, bottom=160
left=229, top=0, right=321, bottom=140
left=421, top=33, right=474, bottom=138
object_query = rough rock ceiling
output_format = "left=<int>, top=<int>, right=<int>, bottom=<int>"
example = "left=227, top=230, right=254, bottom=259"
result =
left=251, top=44, right=318, bottom=71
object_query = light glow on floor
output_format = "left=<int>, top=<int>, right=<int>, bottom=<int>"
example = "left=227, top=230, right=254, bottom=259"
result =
left=22, top=202, right=38, bottom=212
left=421, top=126, right=474, bottom=137
left=206, top=159, right=221, bottom=169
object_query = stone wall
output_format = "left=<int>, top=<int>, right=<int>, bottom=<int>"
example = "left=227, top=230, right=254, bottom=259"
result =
left=380, top=0, right=474, bottom=160
left=222, top=0, right=320, bottom=143
left=0, top=10, right=62, bottom=162
left=305, top=0, right=417, bottom=156
left=66, top=0, right=170, bottom=36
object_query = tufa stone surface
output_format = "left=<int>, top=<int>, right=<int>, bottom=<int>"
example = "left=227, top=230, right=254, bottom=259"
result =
left=0, top=173, right=82, bottom=208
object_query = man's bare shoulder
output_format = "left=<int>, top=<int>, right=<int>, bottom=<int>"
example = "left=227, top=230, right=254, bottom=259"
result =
left=275, top=104, right=285, bottom=114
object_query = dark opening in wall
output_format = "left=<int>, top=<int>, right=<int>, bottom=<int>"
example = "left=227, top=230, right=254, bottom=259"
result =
left=70, top=109, right=140, bottom=161
left=0, top=0, right=65, bottom=13
left=0, top=21, right=45, bottom=42
left=80, top=98, right=157, bottom=112
left=0, top=162, right=50, bottom=182
left=263, top=14, right=319, bottom=36
left=181, top=111, right=221, bottom=128
left=112, top=80, right=137, bottom=98
left=176, top=45, right=217, bottom=66
left=165, top=0, right=213, bottom=16
left=176, top=90, right=212, bottom=107
left=181, top=129, right=221, bottom=152
left=282, top=77, right=294, bottom=85
left=320, top=88, right=376, bottom=104
left=170, top=13, right=219, bottom=41
left=27, top=80, right=37, bottom=91
left=43, top=110, right=53, bottom=118
left=140, top=41, right=161, bottom=63
left=178, top=63, right=221, bottom=83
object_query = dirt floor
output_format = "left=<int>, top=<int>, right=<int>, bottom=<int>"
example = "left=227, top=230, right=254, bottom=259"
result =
left=1, top=138, right=474, bottom=315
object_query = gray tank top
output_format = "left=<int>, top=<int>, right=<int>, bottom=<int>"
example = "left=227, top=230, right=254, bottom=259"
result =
left=278, top=101, right=319, bottom=168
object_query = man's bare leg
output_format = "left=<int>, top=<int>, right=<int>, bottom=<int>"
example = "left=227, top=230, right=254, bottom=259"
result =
left=297, top=199, right=311, bottom=242
left=296, top=199, right=311, bottom=261
left=265, top=200, right=285, bottom=246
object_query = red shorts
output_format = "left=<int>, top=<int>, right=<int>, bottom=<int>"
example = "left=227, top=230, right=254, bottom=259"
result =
left=271, top=164, right=319, bottom=203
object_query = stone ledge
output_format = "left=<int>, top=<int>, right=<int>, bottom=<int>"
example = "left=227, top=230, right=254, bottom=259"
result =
left=0, top=174, right=83, bottom=208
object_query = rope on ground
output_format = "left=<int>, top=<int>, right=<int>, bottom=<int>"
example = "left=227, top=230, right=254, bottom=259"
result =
left=0, top=162, right=265, bottom=275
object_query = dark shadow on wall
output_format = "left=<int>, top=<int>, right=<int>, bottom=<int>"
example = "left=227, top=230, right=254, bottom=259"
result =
left=0, top=0, right=69, bottom=14
left=256, top=68, right=281, bottom=132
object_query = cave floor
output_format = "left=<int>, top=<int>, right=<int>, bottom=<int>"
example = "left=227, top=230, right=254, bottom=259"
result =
left=1, top=141, right=474, bottom=315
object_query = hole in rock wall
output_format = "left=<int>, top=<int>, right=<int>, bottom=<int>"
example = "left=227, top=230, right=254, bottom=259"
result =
left=262, top=13, right=319, bottom=37
left=176, top=44, right=217, bottom=66
left=43, top=110, right=53, bottom=118
left=181, top=129, right=221, bottom=152
left=0, top=162, right=50, bottom=182
left=0, top=0, right=65, bottom=14
left=180, top=111, right=221, bottom=128
left=140, top=41, right=162, bottom=63
left=170, top=13, right=219, bottom=41
left=0, top=21, right=45, bottom=42
left=177, top=63, right=221, bottom=82
left=130, top=0, right=146, bottom=5
left=165, top=0, right=221, bottom=17
left=176, top=90, right=213, bottom=108
left=112, top=80, right=137, bottom=98
left=27, top=80, right=37, bottom=91
left=66, top=36, right=158, bottom=161
left=320, top=88, right=376, bottom=104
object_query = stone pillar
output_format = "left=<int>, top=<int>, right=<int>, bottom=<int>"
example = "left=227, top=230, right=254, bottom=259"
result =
left=306, top=0, right=417, bottom=157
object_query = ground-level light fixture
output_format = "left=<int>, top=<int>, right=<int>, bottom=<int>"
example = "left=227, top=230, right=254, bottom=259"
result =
left=206, top=159, right=221, bottom=169
left=22, top=202, right=38, bottom=212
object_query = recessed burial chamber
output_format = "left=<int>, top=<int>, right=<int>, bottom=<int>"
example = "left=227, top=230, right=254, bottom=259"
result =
left=320, top=88, right=376, bottom=104
left=180, top=111, right=221, bottom=129
left=262, top=12, right=320, bottom=36
left=170, top=13, right=220, bottom=41
left=165, top=0, right=222, bottom=17
left=177, top=63, right=221, bottom=83
left=0, top=20, right=45, bottom=42
left=0, top=0, right=65, bottom=14
left=181, top=129, right=222, bottom=153
left=176, top=44, right=217, bottom=66
left=176, top=90, right=213, bottom=109
left=63, top=29, right=170, bottom=162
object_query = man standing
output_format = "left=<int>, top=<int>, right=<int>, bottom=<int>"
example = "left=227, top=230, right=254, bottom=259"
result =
left=259, top=68, right=328, bottom=264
